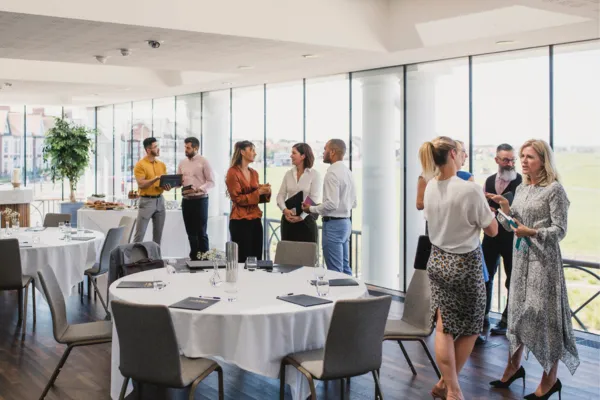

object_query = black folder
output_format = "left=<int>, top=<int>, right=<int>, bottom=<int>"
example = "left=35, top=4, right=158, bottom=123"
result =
left=117, top=281, right=155, bottom=289
left=284, top=191, right=304, bottom=216
left=169, top=297, right=219, bottom=311
left=159, top=174, right=183, bottom=188
left=276, top=294, right=332, bottom=307
left=310, top=278, right=359, bottom=287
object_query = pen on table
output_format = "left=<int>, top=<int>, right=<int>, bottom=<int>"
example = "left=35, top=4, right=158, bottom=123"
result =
left=199, top=296, right=221, bottom=300
left=277, top=293, right=294, bottom=298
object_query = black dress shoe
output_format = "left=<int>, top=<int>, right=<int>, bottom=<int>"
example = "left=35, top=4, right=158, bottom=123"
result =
left=475, top=334, right=487, bottom=345
left=490, top=366, right=526, bottom=388
left=490, top=322, right=507, bottom=336
left=524, top=379, right=562, bottom=399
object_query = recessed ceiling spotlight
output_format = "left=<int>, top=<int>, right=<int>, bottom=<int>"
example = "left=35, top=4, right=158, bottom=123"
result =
left=3, top=82, right=12, bottom=87
left=302, top=54, right=318, bottom=59
left=496, top=40, right=516, bottom=45
left=120, top=48, right=132, bottom=56
left=237, top=65, right=253, bottom=70
left=95, top=55, right=109, bottom=64
left=147, top=40, right=163, bottom=49
left=222, top=82, right=232, bottom=86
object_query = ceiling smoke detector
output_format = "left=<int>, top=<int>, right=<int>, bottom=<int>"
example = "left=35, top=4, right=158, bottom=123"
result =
left=147, top=40, right=163, bottom=49
left=3, top=82, right=12, bottom=87
left=95, top=55, right=109, bottom=64
left=120, top=48, right=132, bottom=56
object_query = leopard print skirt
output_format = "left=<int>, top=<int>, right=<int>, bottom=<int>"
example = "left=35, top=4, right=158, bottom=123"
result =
left=428, top=245, right=486, bottom=337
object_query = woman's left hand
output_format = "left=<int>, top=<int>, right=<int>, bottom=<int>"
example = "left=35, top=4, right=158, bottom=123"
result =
left=286, top=215, right=302, bottom=223
left=514, top=219, right=537, bottom=238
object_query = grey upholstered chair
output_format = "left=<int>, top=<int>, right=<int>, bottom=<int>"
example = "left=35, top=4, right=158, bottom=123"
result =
left=111, top=300, right=224, bottom=400
left=83, top=226, right=125, bottom=316
left=274, top=240, right=318, bottom=266
left=383, top=269, right=441, bottom=378
left=37, top=266, right=112, bottom=399
left=0, top=238, right=36, bottom=339
left=118, top=216, right=136, bottom=245
left=43, top=213, right=71, bottom=227
left=280, top=296, right=392, bottom=400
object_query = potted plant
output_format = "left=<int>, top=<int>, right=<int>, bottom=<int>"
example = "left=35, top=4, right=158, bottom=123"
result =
left=43, top=117, right=96, bottom=224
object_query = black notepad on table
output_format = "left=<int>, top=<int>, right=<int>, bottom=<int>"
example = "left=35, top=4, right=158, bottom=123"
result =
left=284, top=191, right=304, bottom=216
left=169, top=297, right=219, bottom=311
left=117, top=281, right=155, bottom=289
left=310, top=278, right=359, bottom=287
left=277, top=294, right=332, bottom=307
left=159, top=174, right=183, bottom=188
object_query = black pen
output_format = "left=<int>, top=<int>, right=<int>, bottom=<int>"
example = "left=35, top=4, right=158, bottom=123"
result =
left=199, top=295, right=221, bottom=300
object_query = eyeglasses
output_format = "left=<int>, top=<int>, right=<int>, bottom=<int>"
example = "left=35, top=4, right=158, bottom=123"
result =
left=498, top=157, right=516, bottom=163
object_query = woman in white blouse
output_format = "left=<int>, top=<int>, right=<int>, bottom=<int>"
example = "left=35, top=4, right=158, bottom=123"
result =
left=276, top=143, right=322, bottom=243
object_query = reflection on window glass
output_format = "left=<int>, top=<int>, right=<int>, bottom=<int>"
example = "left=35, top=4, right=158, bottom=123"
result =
left=265, top=81, right=303, bottom=232
left=96, top=106, right=114, bottom=197
left=153, top=97, right=176, bottom=200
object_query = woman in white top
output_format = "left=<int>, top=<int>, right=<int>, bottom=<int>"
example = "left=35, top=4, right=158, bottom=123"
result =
left=420, top=136, right=498, bottom=400
left=276, top=143, right=322, bottom=243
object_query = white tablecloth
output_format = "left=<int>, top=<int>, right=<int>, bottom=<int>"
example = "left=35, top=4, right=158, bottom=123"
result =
left=11, top=227, right=104, bottom=298
left=77, top=209, right=228, bottom=258
left=109, top=267, right=368, bottom=400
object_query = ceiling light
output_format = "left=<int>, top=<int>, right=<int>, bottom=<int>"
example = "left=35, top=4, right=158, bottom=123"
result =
left=3, top=82, right=12, bottom=87
left=302, top=54, right=318, bottom=59
left=496, top=40, right=516, bottom=45
left=120, top=48, right=132, bottom=56
left=222, top=82, right=232, bottom=86
left=237, top=65, right=253, bottom=70
left=95, top=55, right=109, bottom=64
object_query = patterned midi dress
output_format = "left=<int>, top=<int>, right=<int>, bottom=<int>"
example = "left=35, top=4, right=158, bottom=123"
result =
left=502, top=182, right=579, bottom=375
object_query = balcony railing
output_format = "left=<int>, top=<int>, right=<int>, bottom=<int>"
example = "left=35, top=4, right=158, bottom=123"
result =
left=563, top=259, right=600, bottom=332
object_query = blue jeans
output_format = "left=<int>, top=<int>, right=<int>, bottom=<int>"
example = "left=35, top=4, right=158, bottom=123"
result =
left=322, top=218, right=352, bottom=276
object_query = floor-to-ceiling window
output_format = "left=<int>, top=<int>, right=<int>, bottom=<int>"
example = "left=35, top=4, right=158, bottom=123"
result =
left=153, top=97, right=176, bottom=201
left=132, top=101, right=153, bottom=193
left=96, top=105, right=114, bottom=197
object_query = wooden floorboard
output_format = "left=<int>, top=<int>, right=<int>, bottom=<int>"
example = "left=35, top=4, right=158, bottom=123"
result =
left=1, top=284, right=599, bottom=400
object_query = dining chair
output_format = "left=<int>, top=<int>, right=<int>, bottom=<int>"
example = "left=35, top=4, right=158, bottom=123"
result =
left=274, top=240, right=318, bottom=266
left=111, top=300, right=224, bottom=400
left=43, top=213, right=71, bottom=228
left=37, top=266, right=112, bottom=399
left=0, top=238, right=36, bottom=339
left=82, top=226, right=125, bottom=317
left=279, top=296, right=392, bottom=400
left=383, top=269, right=441, bottom=378
left=118, top=216, right=136, bottom=245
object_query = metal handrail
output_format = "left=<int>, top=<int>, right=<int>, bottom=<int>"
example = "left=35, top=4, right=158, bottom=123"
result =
left=563, top=259, right=600, bottom=332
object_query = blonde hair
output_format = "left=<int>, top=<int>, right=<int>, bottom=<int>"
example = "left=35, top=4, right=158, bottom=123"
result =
left=230, top=140, right=254, bottom=168
left=419, top=136, right=457, bottom=181
left=519, top=139, right=559, bottom=186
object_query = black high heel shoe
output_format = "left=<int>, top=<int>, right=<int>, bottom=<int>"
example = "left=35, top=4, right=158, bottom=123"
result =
left=524, top=379, right=562, bottom=400
left=490, top=366, right=526, bottom=388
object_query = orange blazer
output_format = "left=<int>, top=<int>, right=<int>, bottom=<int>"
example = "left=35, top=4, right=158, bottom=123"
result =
left=225, top=166, right=271, bottom=220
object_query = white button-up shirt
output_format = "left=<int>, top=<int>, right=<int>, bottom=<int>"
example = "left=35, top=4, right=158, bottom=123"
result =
left=309, top=161, right=357, bottom=218
left=277, top=166, right=322, bottom=212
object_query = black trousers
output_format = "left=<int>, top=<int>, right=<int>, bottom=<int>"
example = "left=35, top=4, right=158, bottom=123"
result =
left=482, top=231, right=514, bottom=324
left=229, top=218, right=263, bottom=263
left=182, top=197, right=209, bottom=260
left=280, top=215, right=318, bottom=243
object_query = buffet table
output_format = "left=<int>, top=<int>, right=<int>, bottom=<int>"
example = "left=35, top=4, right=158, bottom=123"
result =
left=77, top=208, right=228, bottom=257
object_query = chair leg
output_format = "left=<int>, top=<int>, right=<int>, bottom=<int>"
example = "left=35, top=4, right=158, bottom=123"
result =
left=188, top=376, right=203, bottom=400
left=17, top=288, right=23, bottom=323
left=217, top=366, right=224, bottom=400
left=22, top=284, right=29, bottom=340
left=40, top=344, right=74, bottom=399
left=87, top=276, right=91, bottom=299
left=418, top=339, right=441, bottom=379
left=398, top=341, right=416, bottom=375
left=279, top=360, right=287, bottom=400
left=372, top=370, right=383, bottom=400
left=340, top=377, right=345, bottom=399
left=93, top=278, right=97, bottom=301
left=90, top=276, right=110, bottom=317
left=32, top=280, right=36, bottom=325
left=118, top=377, right=130, bottom=400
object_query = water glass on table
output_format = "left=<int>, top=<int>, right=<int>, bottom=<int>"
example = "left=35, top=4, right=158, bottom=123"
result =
left=58, top=222, right=65, bottom=233
left=64, top=222, right=72, bottom=242
left=77, top=219, right=85, bottom=236
left=245, top=256, right=257, bottom=271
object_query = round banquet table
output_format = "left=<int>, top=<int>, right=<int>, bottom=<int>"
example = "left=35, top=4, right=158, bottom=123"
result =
left=109, top=266, right=368, bottom=400
left=11, top=227, right=105, bottom=299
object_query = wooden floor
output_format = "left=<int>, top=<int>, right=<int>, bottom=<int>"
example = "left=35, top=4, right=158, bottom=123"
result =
left=1, top=284, right=599, bottom=400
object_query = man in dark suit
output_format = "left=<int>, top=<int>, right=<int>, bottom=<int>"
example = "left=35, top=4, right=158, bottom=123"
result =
left=482, top=143, right=522, bottom=337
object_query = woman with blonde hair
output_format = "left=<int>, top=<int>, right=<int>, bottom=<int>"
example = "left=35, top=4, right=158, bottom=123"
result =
left=419, top=136, right=498, bottom=400
left=225, top=141, right=271, bottom=262
left=487, top=139, right=579, bottom=399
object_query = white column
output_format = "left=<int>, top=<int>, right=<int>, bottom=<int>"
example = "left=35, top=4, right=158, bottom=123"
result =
left=360, top=75, right=401, bottom=290
left=202, top=90, right=230, bottom=218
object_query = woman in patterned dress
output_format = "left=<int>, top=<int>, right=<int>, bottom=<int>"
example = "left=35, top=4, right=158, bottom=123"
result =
left=419, top=136, right=499, bottom=400
left=487, top=139, right=579, bottom=399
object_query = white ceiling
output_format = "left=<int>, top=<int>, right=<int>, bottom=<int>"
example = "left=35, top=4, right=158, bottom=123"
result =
left=0, top=0, right=598, bottom=106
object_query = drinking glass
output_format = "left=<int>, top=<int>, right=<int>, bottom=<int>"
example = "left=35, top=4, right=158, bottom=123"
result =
left=32, top=233, right=41, bottom=244
left=246, top=256, right=257, bottom=271
left=316, top=277, right=330, bottom=297
left=58, top=222, right=65, bottom=234
left=64, top=222, right=72, bottom=242
left=77, top=218, right=85, bottom=236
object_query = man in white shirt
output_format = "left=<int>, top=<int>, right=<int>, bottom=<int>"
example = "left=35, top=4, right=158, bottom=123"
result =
left=302, top=139, right=357, bottom=275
